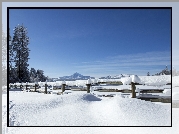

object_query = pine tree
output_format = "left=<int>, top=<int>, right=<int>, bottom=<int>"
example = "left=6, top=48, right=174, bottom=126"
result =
left=36, top=69, right=46, bottom=82
left=11, top=24, right=30, bottom=82
left=9, top=68, right=19, bottom=83
left=147, top=72, right=150, bottom=76
left=46, top=76, right=53, bottom=82
left=29, top=68, right=37, bottom=83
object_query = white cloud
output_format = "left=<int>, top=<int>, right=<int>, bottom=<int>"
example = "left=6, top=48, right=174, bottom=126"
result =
left=74, top=51, right=171, bottom=77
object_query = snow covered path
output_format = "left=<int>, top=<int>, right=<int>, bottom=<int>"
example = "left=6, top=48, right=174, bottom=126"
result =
left=8, top=91, right=171, bottom=126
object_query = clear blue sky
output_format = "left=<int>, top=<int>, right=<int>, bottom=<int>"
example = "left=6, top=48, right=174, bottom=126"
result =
left=9, top=8, right=171, bottom=78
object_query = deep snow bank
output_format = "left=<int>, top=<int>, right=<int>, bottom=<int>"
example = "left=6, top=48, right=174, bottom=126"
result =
left=8, top=91, right=171, bottom=126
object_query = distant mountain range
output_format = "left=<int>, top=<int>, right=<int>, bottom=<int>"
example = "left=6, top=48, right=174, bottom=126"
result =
left=58, top=72, right=95, bottom=80
left=57, top=73, right=132, bottom=81
left=54, top=66, right=171, bottom=82
left=99, top=74, right=132, bottom=79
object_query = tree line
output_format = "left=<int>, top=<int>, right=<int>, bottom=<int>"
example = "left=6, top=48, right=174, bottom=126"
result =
left=9, top=24, right=47, bottom=83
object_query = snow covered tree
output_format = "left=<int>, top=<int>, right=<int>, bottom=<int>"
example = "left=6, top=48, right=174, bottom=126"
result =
left=46, top=76, right=53, bottom=82
left=147, top=72, right=150, bottom=76
left=36, top=69, right=46, bottom=82
left=29, top=68, right=37, bottom=83
left=29, top=68, right=48, bottom=82
left=11, top=24, right=30, bottom=82
left=9, top=68, right=19, bottom=83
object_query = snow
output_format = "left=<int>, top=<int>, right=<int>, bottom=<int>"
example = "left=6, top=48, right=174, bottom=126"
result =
left=163, top=89, right=171, bottom=95
left=2, top=75, right=179, bottom=133
left=62, top=80, right=66, bottom=84
left=1, top=96, right=177, bottom=134
left=120, top=76, right=132, bottom=85
left=132, top=75, right=141, bottom=83
left=92, top=84, right=170, bottom=92
left=120, top=75, right=171, bottom=86
left=81, top=93, right=102, bottom=101
left=139, top=75, right=171, bottom=86
left=86, top=79, right=92, bottom=84
left=6, top=90, right=171, bottom=126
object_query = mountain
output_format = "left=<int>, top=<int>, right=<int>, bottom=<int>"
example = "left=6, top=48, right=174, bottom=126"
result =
left=71, top=72, right=83, bottom=79
left=99, top=74, right=132, bottom=79
left=59, top=72, right=95, bottom=80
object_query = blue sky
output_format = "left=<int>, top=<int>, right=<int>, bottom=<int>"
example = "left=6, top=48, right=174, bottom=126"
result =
left=9, top=8, right=171, bottom=78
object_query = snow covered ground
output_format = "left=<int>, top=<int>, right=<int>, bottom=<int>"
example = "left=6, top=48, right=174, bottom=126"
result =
left=4, top=90, right=171, bottom=126
left=2, top=75, right=179, bottom=133
left=2, top=90, right=178, bottom=134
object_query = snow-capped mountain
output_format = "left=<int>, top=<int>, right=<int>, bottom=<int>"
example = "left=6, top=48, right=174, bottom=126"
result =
left=71, top=72, right=83, bottom=79
left=59, top=72, right=95, bottom=80
left=99, top=74, right=132, bottom=79
left=58, top=73, right=132, bottom=81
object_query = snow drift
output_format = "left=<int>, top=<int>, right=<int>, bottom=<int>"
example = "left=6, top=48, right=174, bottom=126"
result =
left=8, top=91, right=171, bottom=126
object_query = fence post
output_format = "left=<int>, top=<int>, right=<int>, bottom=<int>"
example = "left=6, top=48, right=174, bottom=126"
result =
left=131, top=82, right=136, bottom=98
left=62, top=81, right=66, bottom=93
left=45, top=81, right=47, bottom=94
left=26, top=82, right=28, bottom=91
left=86, top=84, right=91, bottom=93
left=20, top=83, right=23, bottom=89
left=86, top=79, right=91, bottom=93
left=14, top=83, right=17, bottom=89
left=35, top=83, right=37, bottom=92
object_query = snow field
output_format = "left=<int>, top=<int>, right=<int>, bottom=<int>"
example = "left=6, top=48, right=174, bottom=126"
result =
left=8, top=91, right=171, bottom=126
left=3, top=75, right=179, bottom=133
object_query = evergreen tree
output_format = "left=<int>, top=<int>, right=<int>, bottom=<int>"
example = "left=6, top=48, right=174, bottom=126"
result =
left=11, top=24, right=30, bottom=82
left=147, top=72, right=150, bottom=76
left=29, top=68, right=37, bottom=83
left=36, top=69, right=46, bottom=82
left=9, top=68, right=18, bottom=83
left=46, top=76, right=53, bottom=82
